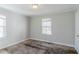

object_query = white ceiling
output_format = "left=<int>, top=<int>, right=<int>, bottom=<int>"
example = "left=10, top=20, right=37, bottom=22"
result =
left=0, top=4, right=79, bottom=16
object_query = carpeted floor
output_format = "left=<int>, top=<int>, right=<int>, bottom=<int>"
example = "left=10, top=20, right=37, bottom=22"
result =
left=0, top=39, right=77, bottom=54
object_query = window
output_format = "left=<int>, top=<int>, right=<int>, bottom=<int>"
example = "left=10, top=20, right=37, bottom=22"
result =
left=0, top=15, right=6, bottom=38
left=42, top=18, right=52, bottom=35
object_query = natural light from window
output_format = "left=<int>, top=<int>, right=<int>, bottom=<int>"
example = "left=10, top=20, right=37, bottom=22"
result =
left=0, top=15, right=6, bottom=38
left=42, top=18, right=52, bottom=35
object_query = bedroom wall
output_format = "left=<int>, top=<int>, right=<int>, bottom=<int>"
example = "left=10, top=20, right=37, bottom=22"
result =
left=75, top=9, right=79, bottom=53
left=0, top=7, right=29, bottom=49
left=29, top=11, right=75, bottom=47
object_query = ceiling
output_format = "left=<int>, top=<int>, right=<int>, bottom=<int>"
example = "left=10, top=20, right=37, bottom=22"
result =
left=0, top=4, right=79, bottom=16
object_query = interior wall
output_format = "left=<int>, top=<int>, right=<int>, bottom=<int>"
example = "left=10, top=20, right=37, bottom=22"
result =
left=29, top=11, right=75, bottom=47
left=0, top=7, right=29, bottom=49
left=75, top=9, right=79, bottom=53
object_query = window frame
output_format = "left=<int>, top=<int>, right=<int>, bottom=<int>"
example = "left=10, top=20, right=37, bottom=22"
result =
left=0, top=15, right=6, bottom=38
left=42, top=18, right=52, bottom=35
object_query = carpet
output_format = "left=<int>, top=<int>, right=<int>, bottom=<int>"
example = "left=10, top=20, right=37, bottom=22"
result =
left=3, top=39, right=77, bottom=54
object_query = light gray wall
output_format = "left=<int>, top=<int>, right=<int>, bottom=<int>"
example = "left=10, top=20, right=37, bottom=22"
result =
left=30, top=11, right=75, bottom=46
left=0, top=7, right=29, bottom=49
left=75, top=9, right=79, bottom=53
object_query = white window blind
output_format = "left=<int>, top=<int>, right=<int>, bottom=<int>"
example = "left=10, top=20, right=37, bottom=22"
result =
left=42, top=18, right=52, bottom=35
left=0, top=15, right=6, bottom=38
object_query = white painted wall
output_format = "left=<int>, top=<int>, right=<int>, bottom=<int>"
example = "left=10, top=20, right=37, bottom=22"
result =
left=0, top=7, right=29, bottom=49
left=75, top=9, right=79, bottom=53
left=30, top=11, right=75, bottom=47
left=0, top=7, right=75, bottom=49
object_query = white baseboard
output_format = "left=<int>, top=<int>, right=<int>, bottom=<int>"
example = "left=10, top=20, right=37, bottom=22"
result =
left=53, top=42, right=74, bottom=47
left=29, top=38, right=74, bottom=47
left=0, top=38, right=28, bottom=49
left=0, top=38, right=74, bottom=50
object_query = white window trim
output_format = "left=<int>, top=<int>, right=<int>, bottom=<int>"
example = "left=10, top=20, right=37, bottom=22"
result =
left=0, top=15, right=6, bottom=38
left=42, top=18, right=52, bottom=35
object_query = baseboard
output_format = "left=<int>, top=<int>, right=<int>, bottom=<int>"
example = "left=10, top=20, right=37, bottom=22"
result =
left=29, top=38, right=74, bottom=47
left=0, top=38, right=74, bottom=50
left=0, top=38, right=28, bottom=49
left=53, top=42, right=74, bottom=47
